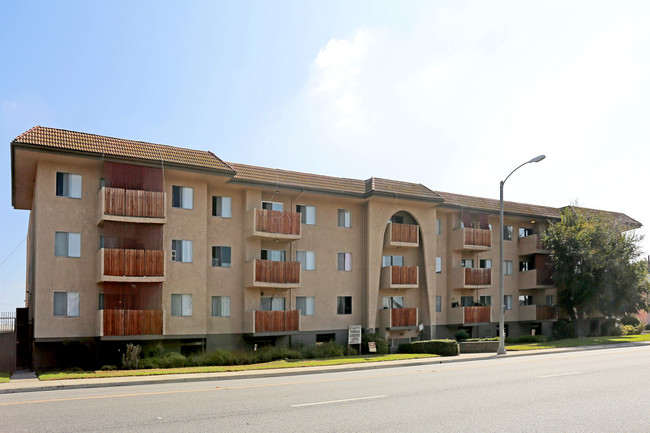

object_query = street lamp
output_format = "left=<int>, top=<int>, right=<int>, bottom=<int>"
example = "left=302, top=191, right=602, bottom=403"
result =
left=497, top=154, right=546, bottom=355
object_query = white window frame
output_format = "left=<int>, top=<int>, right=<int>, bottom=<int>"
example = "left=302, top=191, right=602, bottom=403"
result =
left=53, top=291, right=80, bottom=317
left=436, top=295, right=442, bottom=312
left=461, top=258, right=474, bottom=268
left=296, top=250, right=316, bottom=271
left=212, top=196, right=232, bottom=218
left=55, top=232, right=81, bottom=258
left=504, top=295, right=513, bottom=310
left=436, top=218, right=442, bottom=235
left=503, top=260, right=513, bottom=275
left=296, top=296, right=315, bottom=316
left=338, top=209, right=351, bottom=228
left=297, top=204, right=316, bottom=225
left=211, top=296, right=231, bottom=317
left=56, top=172, right=82, bottom=199
left=171, top=240, right=193, bottom=263
left=171, top=294, right=193, bottom=316
left=337, top=252, right=352, bottom=271
left=172, top=185, right=193, bottom=209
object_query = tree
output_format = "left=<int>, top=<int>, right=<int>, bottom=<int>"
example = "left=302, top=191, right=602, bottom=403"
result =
left=543, top=207, right=649, bottom=337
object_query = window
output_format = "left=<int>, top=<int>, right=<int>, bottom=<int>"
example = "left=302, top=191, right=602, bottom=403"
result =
left=316, top=333, right=335, bottom=343
left=436, top=257, right=442, bottom=273
left=519, top=227, right=533, bottom=238
left=519, top=295, right=533, bottom=306
left=98, top=293, right=104, bottom=310
left=503, top=260, right=513, bottom=275
left=261, top=249, right=286, bottom=262
left=382, top=296, right=404, bottom=309
left=55, top=232, right=81, bottom=257
left=99, top=235, right=105, bottom=250
left=503, top=225, right=513, bottom=241
left=53, top=291, right=80, bottom=317
left=171, top=240, right=193, bottom=263
left=436, top=218, right=443, bottom=235
left=171, top=294, right=193, bottom=316
left=390, top=215, right=404, bottom=224
left=296, top=250, right=315, bottom=271
left=212, top=246, right=231, bottom=267
left=479, top=259, right=492, bottom=269
left=382, top=255, right=404, bottom=267
left=546, top=295, right=554, bottom=306
left=504, top=295, right=513, bottom=310
left=211, top=296, right=230, bottom=317
left=436, top=296, right=442, bottom=312
left=172, top=185, right=193, bottom=209
left=296, top=205, right=316, bottom=225
left=212, top=196, right=232, bottom=217
left=479, top=295, right=492, bottom=306
left=262, top=201, right=283, bottom=211
left=56, top=172, right=82, bottom=198
left=519, top=261, right=531, bottom=272
left=337, top=253, right=352, bottom=271
left=296, top=296, right=315, bottom=316
left=261, top=296, right=285, bottom=311
left=337, top=296, right=352, bottom=314
left=338, top=209, right=351, bottom=228
left=460, top=296, right=474, bottom=307
left=461, top=259, right=474, bottom=268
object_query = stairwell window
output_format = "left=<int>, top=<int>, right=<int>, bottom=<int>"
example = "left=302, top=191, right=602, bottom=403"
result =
left=436, top=218, right=443, bottom=235
left=296, top=205, right=316, bottom=225
left=172, top=186, right=193, bottom=209
left=171, top=294, right=193, bottom=316
left=211, top=296, right=231, bottom=317
left=436, top=296, right=442, bottom=312
left=296, top=296, right=315, bottom=316
left=504, top=295, right=513, bottom=310
left=338, top=209, right=351, bottom=228
left=296, top=250, right=315, bottom=270
left=436, top=257, right=442, bottom=273
left=56, top=172, right=82, bottom=198
left=212, top=246, right=231, bottom=267
left=503, top=260, right=513, bottom=275
left=55, top=232, right=81, bottom=257
left=338, top=253, right=352, bottom=271
left=53, top=291, right=80, bottom=317
left=337, top=296, right=352, bottom=314
left=212, top=196, right=231, bottom=217
left=172, top=240, right=193, bottom=263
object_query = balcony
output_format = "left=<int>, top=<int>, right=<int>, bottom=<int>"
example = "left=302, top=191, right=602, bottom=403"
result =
left=98, top=309, right=163, bottom=337
left=245, top=259, right=301, bottom=288
left=518, top=269, right=553, bottom=290
left=244, top=310, right=300, bottom=334
left=450, top=268, right=492, bottom=289
left=97, top=187, right=166, bottom=225
left=448, top=306, right=492, bottom=324
left=378, top=307, right=418, bottom=330
left=97, top=248, right=165, bottom=283
left=518, top=234, right=549, bottom=256
left=384, top=222, right=419, bottom=247
left=379, top=266, right=419, bottom=289
left=247, top=208, right=301, bottom=241
left=518, top=305, right=558, bottom=321
left=451, top=228, right=492, bottom=252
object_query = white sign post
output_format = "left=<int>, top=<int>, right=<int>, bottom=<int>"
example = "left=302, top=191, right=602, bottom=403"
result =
left=348, top=325, right=362, bottom=355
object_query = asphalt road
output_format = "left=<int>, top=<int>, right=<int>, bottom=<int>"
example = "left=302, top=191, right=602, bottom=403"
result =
left=1, top=345, right=649, bottom=432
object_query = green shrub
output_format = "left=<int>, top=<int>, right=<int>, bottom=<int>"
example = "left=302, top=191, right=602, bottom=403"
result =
left=361, top=333, right=389, bottom=354
left=454, top=329, right=470, bottom=341
left=252, top=346, right=302, bottom=363
left=637, top=324, right=645, bottom=334
left=620, top=315, right=642, bottom=327
left=142, top=342, right=164, bottom=358
left=610, top=323, right=625, bottom=336
left=552, top=319, right=576, bottom=339
left=465, top=337, right=499, bottom=342
left=121, top=343, right=141, bottom=370
left=302, top=341, right=346, bottom=359
left=138, top=357, right=160, bottom=369
left=622, top=324, right=638, bottom=335
left=157, top=352, right=187, bottom=368
left=100, top=365, right=117, bottom=371
left=398, top=339, right=459, bottom=356
left=505, top=335, right=548, bottom=344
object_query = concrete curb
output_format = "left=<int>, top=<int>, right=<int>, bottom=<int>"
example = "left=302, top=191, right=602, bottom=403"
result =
left=2, top=341, right=648, bottom=395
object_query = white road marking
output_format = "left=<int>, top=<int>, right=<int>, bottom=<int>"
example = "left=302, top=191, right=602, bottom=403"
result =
left=291, top=394, right=387, bottom=407
left=536, top=372, right=581, bottom=379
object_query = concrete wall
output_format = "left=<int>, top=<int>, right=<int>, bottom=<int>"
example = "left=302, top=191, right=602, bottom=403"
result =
left=0, top=333, right=16, bottom=373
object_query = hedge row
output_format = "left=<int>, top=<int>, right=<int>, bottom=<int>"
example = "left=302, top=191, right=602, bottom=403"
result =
left=398, top=339, right=459, bottom=356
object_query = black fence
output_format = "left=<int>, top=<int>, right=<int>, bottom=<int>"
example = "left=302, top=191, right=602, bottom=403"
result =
left=0, top=312, right=16, bottom=333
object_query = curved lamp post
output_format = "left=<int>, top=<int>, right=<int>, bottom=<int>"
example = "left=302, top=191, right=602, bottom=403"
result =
left=497, top=154, right=546, bottom=355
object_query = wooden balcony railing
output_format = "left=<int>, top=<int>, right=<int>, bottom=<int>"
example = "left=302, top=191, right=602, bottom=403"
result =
left=255, top=260, right=300, bottom=284
left=536, top=305, right=557, bottom=321
left=102, top=187, right=165, bottom=219
left=392, top=266, right=418, bottom=285
left=463, top=228, right=491, bottom=248
left=255, top=209, right=301, bottom=236
left=254, top=310, right=299, bottom=333
left=102, top=309, right=162, bottom=336
left=465, top=268, right=491, bottom=286
left=391, top=307, right=418, bottom=327
left=463, top=306, right=491, bottom=323
left=103, top=248, right=165, bottom=277
left=391, top=223, right=419, bottom=244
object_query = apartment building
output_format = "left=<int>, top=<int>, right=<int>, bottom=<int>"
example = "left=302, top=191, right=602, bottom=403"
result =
left=10, top=126, right=641, bottom=368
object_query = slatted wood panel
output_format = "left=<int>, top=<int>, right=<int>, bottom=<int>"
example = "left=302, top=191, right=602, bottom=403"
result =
left=464, top=268, right=491, bottom=285
left=464, top=228, right=491, bottom=247
left=104, top=187, right=165, bottom=218
left=104, top=249, right=164, bottom=277
left=255, top=209, right=301, bottom=235
left=254, top=310, right=299, bottom=333
left=535, top=255, right=553, bottom=285
left=255, top=260, right=300, bottom=284
left=391, top=307, right=417, bottom=327
left=391, top=223, right=418, bottom=243
left=391, top=266, right=418, bottom=285
left=103, top=309, right=162, bottom=336
left=463, top=306, right=491, bottom=323
left=536, top=306, right=557, bottom=321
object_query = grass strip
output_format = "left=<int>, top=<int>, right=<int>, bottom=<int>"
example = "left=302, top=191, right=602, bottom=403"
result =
left=506, top=334, right=650, bottom=351
left=0, top=372, right=9, bottom=383
left=38, top=353, right=437, bottom=381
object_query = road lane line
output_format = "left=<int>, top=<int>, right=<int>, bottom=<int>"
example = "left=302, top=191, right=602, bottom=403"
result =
left=291, top=395, right=387, bottom=407
left=536, top=372, right=580, bottom=379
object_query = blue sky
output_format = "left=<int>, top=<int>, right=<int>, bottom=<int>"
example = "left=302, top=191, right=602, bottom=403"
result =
left=1, top=1, right=649, bottom=309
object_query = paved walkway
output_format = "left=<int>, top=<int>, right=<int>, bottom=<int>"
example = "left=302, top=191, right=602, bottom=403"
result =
left=2, top=342, right=648, bottom=395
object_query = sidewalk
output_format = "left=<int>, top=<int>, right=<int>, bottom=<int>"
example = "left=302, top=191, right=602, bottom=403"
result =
left=2, top=342, right=648, bottom=395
